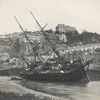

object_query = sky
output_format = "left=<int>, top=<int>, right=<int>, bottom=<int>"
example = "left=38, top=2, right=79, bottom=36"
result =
left=0, top=0, right=100, bottom=34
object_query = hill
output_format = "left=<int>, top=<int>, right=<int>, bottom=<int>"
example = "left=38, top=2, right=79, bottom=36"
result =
left=55, top=24, right=100, bottom=46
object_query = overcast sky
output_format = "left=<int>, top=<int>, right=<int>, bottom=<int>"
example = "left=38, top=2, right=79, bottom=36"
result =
left=0, top=0, right=100, bottom=34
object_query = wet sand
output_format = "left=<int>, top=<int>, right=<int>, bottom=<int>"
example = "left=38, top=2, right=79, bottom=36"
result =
left=0, top=76, right=66, bottom=100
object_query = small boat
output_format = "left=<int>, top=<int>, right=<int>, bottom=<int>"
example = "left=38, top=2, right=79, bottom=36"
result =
left=11, top=76, right=23, bottom=80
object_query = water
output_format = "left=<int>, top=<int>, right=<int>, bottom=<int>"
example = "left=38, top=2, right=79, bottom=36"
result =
left=19, top=80, right=100, bottom=100
left=0, top=76, right=100, bottom=100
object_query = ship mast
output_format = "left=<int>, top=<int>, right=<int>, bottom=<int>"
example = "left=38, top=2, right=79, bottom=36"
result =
left=14, top=16, right=39, bottom=62
left=30, top=12, right=60, bottom=58
left=9, top=38, right=31, bottom=68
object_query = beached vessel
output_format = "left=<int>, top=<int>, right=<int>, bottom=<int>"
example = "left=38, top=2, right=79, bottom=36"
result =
left=13, top=13, right=93, bottom=82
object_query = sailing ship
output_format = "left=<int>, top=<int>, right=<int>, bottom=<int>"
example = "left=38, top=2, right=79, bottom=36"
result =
left=12, top=12, right=94, bottom=82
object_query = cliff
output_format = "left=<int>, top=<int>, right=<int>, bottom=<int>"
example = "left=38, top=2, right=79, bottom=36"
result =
left=0, top=24, right=100, bottom=59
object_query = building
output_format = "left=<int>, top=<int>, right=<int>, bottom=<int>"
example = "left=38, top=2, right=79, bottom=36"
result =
left=56, top=24, right=78, bottom=36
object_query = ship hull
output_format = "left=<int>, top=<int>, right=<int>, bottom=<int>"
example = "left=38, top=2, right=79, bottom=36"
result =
left=87, top=69, right=100, bottom=81
left=20, top=65, right=88, bottom=82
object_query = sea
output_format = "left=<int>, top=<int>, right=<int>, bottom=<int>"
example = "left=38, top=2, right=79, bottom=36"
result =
left=0, top=61, right=100, bottom=100
left=19, top=79, right=100, bottom=100
left=0, top=70, right=100, bottom=100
